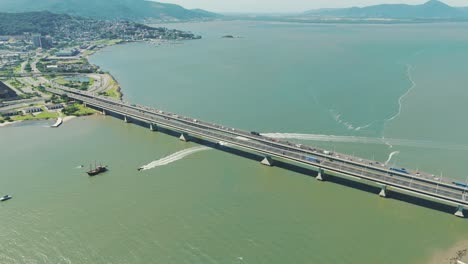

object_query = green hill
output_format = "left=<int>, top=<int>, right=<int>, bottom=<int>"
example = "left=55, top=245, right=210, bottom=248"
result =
left=0, top=11, right=78, bottom=35
left=0, top=0, right=220, bottom=21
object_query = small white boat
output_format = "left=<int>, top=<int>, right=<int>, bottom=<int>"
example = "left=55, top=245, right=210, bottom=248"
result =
left=0, top=195, right=12, bottom=202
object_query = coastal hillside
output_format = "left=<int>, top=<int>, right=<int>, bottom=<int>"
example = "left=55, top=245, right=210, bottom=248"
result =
left=0, top=11, right=78, bottom=35
left=0, top=0, right=220, bottom=21
left=304, top=0, right=466, bottom=19
left=0, top=11, right=199, bottom=40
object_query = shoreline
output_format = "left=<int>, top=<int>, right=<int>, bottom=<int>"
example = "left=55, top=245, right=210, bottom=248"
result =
left=428, top=240, right=468, bottom=264
left=0, top=115, right=82, bottom=128
left=0, top=120, right=22, bottom=127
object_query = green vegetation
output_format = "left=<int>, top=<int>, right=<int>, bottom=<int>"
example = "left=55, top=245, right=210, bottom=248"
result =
left=0, top=11, right=201, bottom=43
left=55, top=78, right=68, bottom=85
left=0, top=11, right=76, bottom=35
left=98, top=76, right=121, bottom=99
left=13, top=64, right=22, bottom=73
left=24, top=63, right=32, bottom=72
left=62, top=103, right=96, bottom=116
left=11, top=110, right=59, bottom=121
left=19, top=93, right=38, bottom=99
left=7, top=79, right=24, bottom=89
left=55, top=76, right=94, bottom=91
left=36, top=85, right=47, bottom=93
left=0, top=0, right=220, bottom=21
left=36, top=61, right=46, bottom=73
left=0, top=116, right=12, bottom=123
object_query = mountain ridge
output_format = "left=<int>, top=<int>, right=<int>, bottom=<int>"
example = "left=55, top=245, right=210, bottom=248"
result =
left=304, top=0, right=467, bottom=19
left=0, top=0, right=220, bottom=21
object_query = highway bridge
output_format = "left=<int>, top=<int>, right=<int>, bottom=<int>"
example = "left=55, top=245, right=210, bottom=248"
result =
left=47, top=87, right=468, bottom=218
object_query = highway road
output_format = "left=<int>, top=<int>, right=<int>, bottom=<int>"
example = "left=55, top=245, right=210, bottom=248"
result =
left=68, top=87, right=468, bottom=193
left=46, top=87, right=468, bottom=212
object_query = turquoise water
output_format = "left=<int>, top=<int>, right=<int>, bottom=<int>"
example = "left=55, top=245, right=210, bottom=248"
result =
left=1, top=21, right=468, bottom=263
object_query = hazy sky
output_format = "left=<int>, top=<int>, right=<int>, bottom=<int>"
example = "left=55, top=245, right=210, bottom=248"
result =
left=156, top=0, right=468, bottom=13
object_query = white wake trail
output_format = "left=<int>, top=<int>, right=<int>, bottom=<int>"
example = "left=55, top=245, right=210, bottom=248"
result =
left=330, top=109, right=372, bottom=131
left=139, top=146, right=211, bottom=171
left=261, top=133, right=384, bottom=144
left=386, top=64, right=416, bottom=123
left=261, top=133, right=468, bottom=151
left=385, top=151, right=400, bottom=165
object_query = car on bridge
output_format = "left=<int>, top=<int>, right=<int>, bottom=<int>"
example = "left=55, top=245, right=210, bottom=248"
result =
left=390, top=167, right=410, bottom=174
left=453, top=182, right=468, bottom=188
left=305, top=156, right=321, bottom=164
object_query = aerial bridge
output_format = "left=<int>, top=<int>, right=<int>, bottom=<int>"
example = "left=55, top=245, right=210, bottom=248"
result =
left=47, top=87, right=467, bottom=218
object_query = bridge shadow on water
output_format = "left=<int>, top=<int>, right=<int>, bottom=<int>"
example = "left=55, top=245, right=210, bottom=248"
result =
left=106, top=113, right=461, bottom=217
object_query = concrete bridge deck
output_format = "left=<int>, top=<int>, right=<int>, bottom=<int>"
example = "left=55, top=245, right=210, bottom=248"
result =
left=47, top=87, right=468, bottom=218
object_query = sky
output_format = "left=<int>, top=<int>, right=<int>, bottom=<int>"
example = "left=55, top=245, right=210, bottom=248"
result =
left=155, top=0, right=468, bottom=13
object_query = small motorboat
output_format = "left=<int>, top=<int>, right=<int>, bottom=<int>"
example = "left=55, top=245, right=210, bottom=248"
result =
left=137, top=167, right=143, bottom=171
left=0, top=195, right=12, bottom=202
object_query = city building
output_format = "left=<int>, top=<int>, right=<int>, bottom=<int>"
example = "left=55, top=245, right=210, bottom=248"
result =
left=46, top=104, right=64, bottom=110
left=40, top=36, right=53, bottom=49
left=56, top=49, right=79, bottom=57
left=32, top=35, right=53, bottom=49
left=23, top=107, right=42, bottom=114
left=0, top=111, right=21, bottom=117
left=32, top=34, right=42, bottom=48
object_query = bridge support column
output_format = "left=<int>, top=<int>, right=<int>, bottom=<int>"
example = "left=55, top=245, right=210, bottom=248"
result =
left=316, top=168, right=325, bottom=181
left=150, top=123, right=158, bottom=131
left=124, top=116, right=129, bottom=123
left=179, top=133, right=189, bottom=142
left=455, top=205, right=465, bottom=218
left=102, top=109, right=106, bottom=115
left=261, top=156, right=274, bottom=166
left=83, top=102, right=87, bottom=107
left=379, top=185, right=387, bottom=198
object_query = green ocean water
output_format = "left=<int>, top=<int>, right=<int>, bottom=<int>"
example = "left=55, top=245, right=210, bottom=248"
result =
left=1, top=21, right=468, bottom=263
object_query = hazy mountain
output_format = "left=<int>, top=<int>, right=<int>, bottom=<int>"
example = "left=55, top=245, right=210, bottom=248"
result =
left=0, top=0, right=220, bottom=21
left=304, top=0, right=466, bottom=19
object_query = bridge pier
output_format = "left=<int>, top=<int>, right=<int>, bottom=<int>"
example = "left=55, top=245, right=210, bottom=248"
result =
left=316, top=168, right=325, bottom=181
left=124, top=116, right=129, bottom=123
left=150, top=123, right=158, bottom=131
left=455, top=205, right=465, bottom=218
left=261, top=156, right=274, bottom=166
left=379, top=185, right=387, bottom=198
left=102, top=109, right=106, bottom=115
left=83, top=102, right=87, bottom=107
left=179, top=133, right=189, bottom=142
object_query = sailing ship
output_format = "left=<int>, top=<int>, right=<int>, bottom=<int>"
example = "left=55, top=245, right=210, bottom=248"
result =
left=87, top=162, right=108, bottom=176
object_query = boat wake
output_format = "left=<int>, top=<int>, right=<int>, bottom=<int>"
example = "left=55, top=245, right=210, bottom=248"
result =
left=261, top=133, right=468, bottom=151
left=139, top=146, right=211, bottom=171
left=385, top=151, right=400, bottom=165
left=330, top=109, right=372, bottom=131
left=385, top=64, right=416, bottom=124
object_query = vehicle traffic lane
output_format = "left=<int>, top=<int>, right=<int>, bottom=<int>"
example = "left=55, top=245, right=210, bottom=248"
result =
left=59, top=91, right=468, bottom=206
